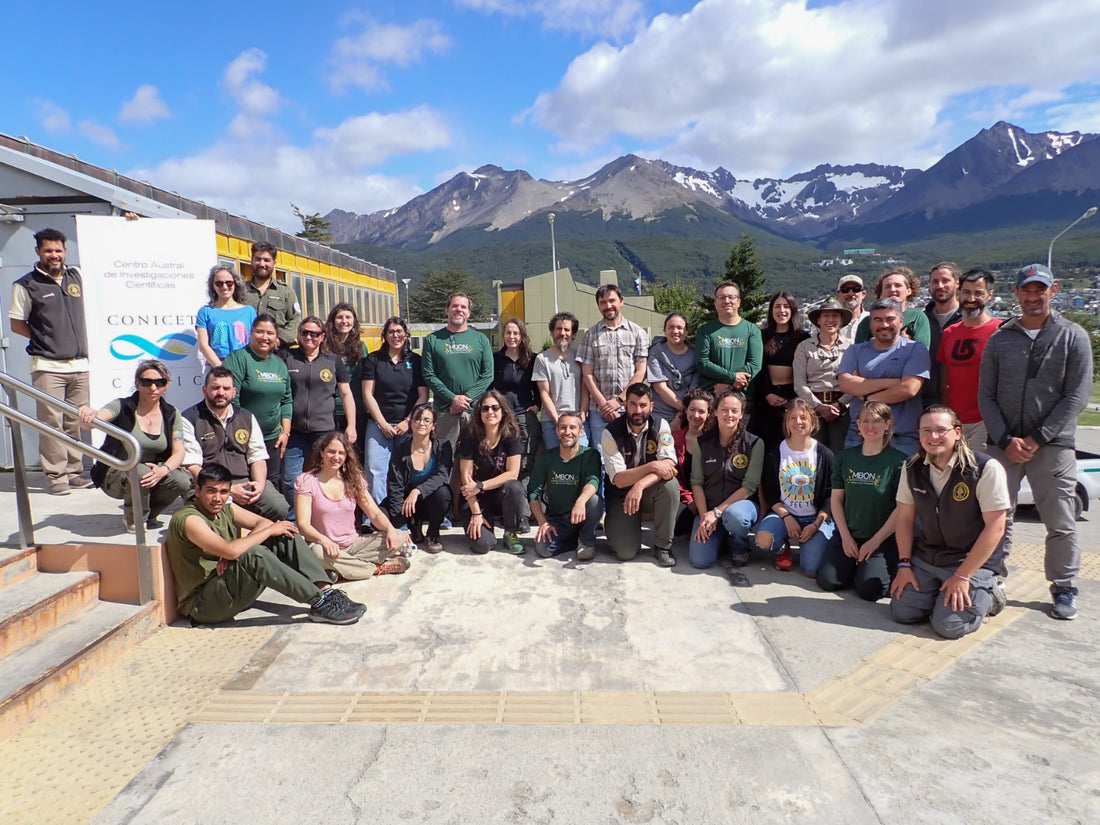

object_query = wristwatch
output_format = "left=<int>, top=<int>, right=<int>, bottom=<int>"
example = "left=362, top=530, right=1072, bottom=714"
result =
left=712, top=507, right=722, bottom=519
left=476, top=481, right=484, bottom=491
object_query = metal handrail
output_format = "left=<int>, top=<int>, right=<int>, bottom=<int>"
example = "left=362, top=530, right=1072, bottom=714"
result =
left=0, top=370, right=156, bottom=604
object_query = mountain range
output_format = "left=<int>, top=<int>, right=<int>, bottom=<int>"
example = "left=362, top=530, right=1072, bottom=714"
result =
left=327, top=122, right=1099, bottom=253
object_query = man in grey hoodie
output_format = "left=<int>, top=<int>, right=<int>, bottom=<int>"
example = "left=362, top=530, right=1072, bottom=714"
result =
left=978, top=263, right=1093, bottom=621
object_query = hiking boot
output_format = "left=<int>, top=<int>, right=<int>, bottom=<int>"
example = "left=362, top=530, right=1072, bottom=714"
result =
left=655, top=547, right=677, bottom=568
left=375, top=557, right=411, bottom=576
left=988, top=578, right=1007, bottom=617
left=576, top=543, right=596, bottom=561
left=503, top=531, right=525, bottom=554
left=1051, top=590, right=1078, bottom=621
left=322, top=587, right=366, bottom=619
left=308, top=589, right=363, bottom=624
left=775, top=543, right=793, bottom=571
left=425, top=537, right=445, bottom=554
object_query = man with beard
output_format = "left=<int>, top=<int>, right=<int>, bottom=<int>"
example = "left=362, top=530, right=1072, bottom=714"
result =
left=9, top=228, right=93, bottom=494
left=577, top=284, right=649, bottom=456
left=978, top=263, right=1092, bottom=622
left=533, top=312, right=589, bottom=448
left=181, top=367, right=289, bottom=520
left=937, top=269, right=1000, bottom=450
left=600, top=383, right=679, bottom=567
left=837, top=298, right=930, bottom=455
left=528, top=412, right=601, bottom=559
left=243, top=242, right=301, bottom=348
left=922, top=261, right=963, bottom=405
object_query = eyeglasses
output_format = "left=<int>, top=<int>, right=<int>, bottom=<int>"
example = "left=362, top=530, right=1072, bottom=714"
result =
left=481, top=404, right=502, bottom=413
left=838, top=285, right=863, bottom=293
left=137, top=377, right=169, bottom=388
left=385, top=329, right=406, bottom=336
left=715, top=294, right=740, bottom=303
left=918, top=427, right=956, bottom=438
left=299, top=330, right=323, bottom=338
left=213, top=280, right=236, bottom=288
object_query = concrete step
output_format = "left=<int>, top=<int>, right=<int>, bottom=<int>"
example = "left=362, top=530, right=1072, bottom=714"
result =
left=0, top=598, right=160, bottom=737
left=0, top=570, right=100, bottom=660
left=0, top=547, right=38, bottom=590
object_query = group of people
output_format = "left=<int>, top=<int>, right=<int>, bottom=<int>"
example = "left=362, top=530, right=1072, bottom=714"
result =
left=9, top=226, right=1091, bottom=636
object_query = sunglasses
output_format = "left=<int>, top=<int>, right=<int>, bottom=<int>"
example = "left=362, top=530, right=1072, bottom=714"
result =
left=481, top=404, right=502, bottom=413
left=838, top=285, right=863, bottom=293
left=213, top=280, right=236, bottom=287
left=299, top=330, right=323, bottom=338
left=138, top=377, right=169, bottom=388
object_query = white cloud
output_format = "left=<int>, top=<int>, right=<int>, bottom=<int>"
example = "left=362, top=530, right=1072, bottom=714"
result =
left=35, top=100, right=71, bottom=133
left=222, top=48, right=283, bottom=121
left=528, top=0, right=1100, bottom=176
left=119, top=85, right=171, bottom=124
left=459, top=0, right=646, bottom=38
left=130, top=107, right=451, bottom=231
left=79, top=120, right=123, bottom=150
left=329, top=19, right=451, bottom=92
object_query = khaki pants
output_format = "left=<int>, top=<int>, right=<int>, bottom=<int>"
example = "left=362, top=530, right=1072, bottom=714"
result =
left=310, top=534, right=394, bottom=580
left=31, top=370, right=89, bottom=484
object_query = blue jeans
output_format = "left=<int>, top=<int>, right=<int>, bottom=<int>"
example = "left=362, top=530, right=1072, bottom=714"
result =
left=538, top=497, right=602, bottom=556
left=540, top=418, right=590, bottom=450
left=365, top=419, right=410, bottom=507
left=688, top=499, right=758, bottom=569
left=283, top=430, right=326, bottom=519
left=755, top=512, right=836, bottom=576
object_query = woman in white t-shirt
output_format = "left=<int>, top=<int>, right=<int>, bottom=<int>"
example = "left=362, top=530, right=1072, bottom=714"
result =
left=754, top=399, right=835, bottom=576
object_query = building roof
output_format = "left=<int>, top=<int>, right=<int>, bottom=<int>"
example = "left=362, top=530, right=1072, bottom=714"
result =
left=0, top=132, right=394, bottom=282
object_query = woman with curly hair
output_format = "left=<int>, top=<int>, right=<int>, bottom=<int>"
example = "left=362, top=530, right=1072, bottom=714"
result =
left=294, top=431, right=411, bottom=581
left=324, top=302, right=370, bottom=450
left=457, top=389, right=526, bottom=554
left=195, top=264, right=256, bottom=367
left=672, top=387, right=714, bottom=536
left=688, top=390, right=764, bottom=569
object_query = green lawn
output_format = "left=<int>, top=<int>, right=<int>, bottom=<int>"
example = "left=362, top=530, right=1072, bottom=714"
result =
left=1080, top=409, right=1100, bottom=427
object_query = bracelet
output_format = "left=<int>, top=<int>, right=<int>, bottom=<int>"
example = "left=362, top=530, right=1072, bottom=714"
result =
left=471, top=511, right=482, bottom=517
left=952, top=572, right=970, bottom=583
left=897, top=561, right=912, bottom=569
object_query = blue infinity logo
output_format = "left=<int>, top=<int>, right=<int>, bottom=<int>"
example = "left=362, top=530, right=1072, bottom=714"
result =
left=109, top=332, right=197, bottom=361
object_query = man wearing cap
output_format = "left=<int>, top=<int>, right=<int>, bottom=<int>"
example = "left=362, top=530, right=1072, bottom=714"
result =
left=836, top=276, right=867, bottom=342
left=793, top=297, right=853, bottom=454
left=978, top=263, right=1092, bottom=621
left=938, top=268, right=999, bottom=450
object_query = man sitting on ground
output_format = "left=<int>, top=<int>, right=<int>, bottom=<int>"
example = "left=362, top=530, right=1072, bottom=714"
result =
left=889, top=406, right=1009, bottom=639
left=166, top=463, right=365, bottom=625
left=528, top=411, right=601, bottom=559
left=601, top=382, right=680, bottom=567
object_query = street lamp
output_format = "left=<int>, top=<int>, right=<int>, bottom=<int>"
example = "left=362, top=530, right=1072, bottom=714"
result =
left=1047, top=206, right=1098, bottom=270
left=401, top=278, right=411, bottom=319
left=548, top=212, right=559, bottom=313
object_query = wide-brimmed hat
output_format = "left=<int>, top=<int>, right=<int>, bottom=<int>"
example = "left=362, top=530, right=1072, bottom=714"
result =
left=808, top=296, right=853, bottom=328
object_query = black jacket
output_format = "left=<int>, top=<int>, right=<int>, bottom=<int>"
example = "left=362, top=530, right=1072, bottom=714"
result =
left=385, top=439, right=453, bottom=518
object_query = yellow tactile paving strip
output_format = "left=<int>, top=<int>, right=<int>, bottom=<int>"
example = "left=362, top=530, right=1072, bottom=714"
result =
left=0, top=544, right=1085, bottom=824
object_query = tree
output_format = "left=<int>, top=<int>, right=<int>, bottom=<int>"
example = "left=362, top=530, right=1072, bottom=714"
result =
left=407, top=268, right=493, bottom=324
left=291, top=203, right=333, bottom=243
left=649, top=280, right=710, bottom=340
left=691, top=234, right=770, bottom=329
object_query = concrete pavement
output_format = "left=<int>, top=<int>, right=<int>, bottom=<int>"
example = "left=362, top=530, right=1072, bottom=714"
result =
left=1, top=432, right=1098, bottom=824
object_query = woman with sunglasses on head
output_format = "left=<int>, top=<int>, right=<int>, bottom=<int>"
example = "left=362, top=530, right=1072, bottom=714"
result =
left=294, top=432, right=410, bottom=581
left=362, top=316, right=427, bottom=516
left=223, top=314, right=293, bottom=497
left=457, top=389, right=526, bottom=554
left=492, top=317, right=541, bottom=531
left=280, top=316, right=356, bottom=512
left=755, top=399, right=835, bottom=576
left=195, top=264, right=256, bottom=368
left=817, top=401, right=907, bottom=601
left=386, top=403, right=454, bottom=554
left=78, top=360, right=191, bottom=532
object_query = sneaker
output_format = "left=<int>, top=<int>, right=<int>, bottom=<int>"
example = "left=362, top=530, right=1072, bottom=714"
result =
left=326, top=569, right=340, bottom=584
left=375, top=557, right=411, bottom=576
left=775, top=543, right=793, bottom=571
left=323, top=587, right=366, bottom=618
left=576, top=543, right=596, bottom=561
left=1051, top=591, right=1078, bottom=621
left=503, top=531, right=525, bottom=554
left=68, top=475, right=95, bottom=490
left=988, top=579, right=1007, bottom=617
left=441, top=516, right=453, bottom=530
left=534, top=541, right=554, bottom=558
left=655, top=547, right=677, bottom=568
left=425, top=538, right=445, bottom=554
left=730, top=550, right=750, bottom=567
left=308, top=589, right=363, bottom=624
left=146, top=516, right=161, bottom=530
left=518, top=516, right=531, bottom=533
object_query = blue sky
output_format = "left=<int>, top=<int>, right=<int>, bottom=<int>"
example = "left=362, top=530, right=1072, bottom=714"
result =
left=4, top=0, right=1100, bottom=232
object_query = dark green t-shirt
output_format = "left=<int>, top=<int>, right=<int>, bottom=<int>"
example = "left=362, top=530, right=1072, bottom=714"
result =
left=223, top=346, right=293, bottom=441
left=166, top=502, right=237, bottom=615
left=831, top=445, right=907, bottom=541
left=528, top=446, right=601, bottom=516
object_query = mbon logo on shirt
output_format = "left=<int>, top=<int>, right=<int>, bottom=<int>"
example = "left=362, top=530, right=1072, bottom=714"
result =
left=445, top=341, right=473, bottom=355
left=716, top=335, right=745, bottom=350
left=551, top=471, right=578, bottom=486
